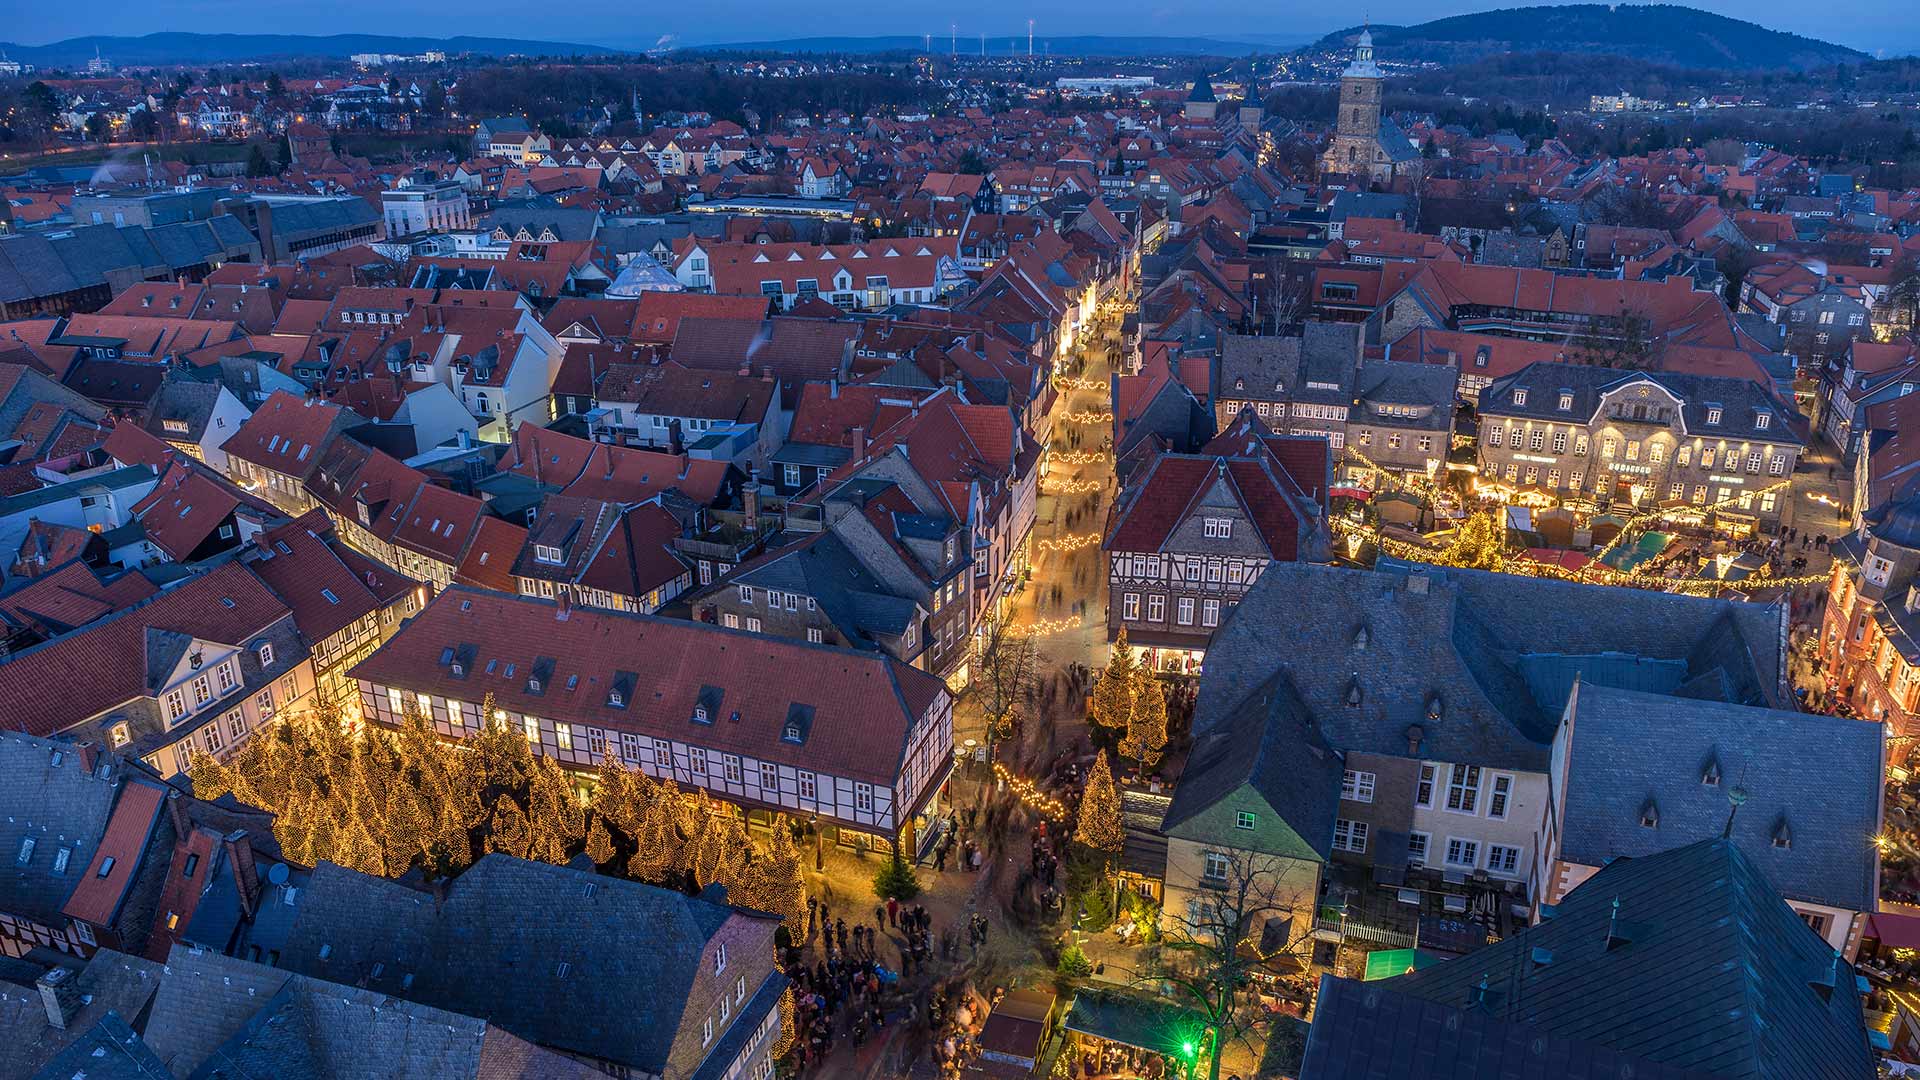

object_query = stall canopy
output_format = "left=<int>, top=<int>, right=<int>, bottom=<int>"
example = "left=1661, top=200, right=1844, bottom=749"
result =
left=1868, top=913, right=1920, bottom=950
left=976, top=988, right=1056, bottom=1074
left=1363, top=948, right=1445, bottom=981
left=1063, top=990, right=1204, bottom=1055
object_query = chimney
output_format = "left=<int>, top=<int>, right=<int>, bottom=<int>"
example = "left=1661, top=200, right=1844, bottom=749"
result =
left=1405, top=724, right=1425, bottom=757
left=744, top=469, right=762, bottom=529
left=37, top=967, right=82, bottom=1030
left=668, top=419, right=684, bottom=456
left=165, top=788, right=188, bottom=839
left=851, top=425, right=866, bottom=461
left=74, top=741, right=99, bottom=777
left=224, top=829, right=260, bottom=917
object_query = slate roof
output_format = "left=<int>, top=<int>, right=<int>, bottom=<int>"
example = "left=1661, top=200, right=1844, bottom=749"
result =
left=1215, top=322, right=1363, bottom=405
left=0, top=730, right=122, bottom=927
left=728, top=530, right=919, bottom=643
left=1301, top=975, right=1702, bottom=1080
left=1163, top=671, right=1340, bottom=859
left=1196, top=562, right=1788, bottom=772
left=26, top=1012, right=170, bottom=1080
left=1478, top=362, right=1802, bottom=446
left=0, top=950, right=164, bottom=1080
left=1364, top=839, right=1878, bottom=1080
left=274, top=856, right=774, bottom=1074
left=145, top=946, right=605, bottom=1080
left=1557, top=682, right=1882, bottom=913
left=1352, top=361, right=1457, bottom=431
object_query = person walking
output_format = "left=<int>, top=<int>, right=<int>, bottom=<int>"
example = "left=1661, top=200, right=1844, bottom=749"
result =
left=887, top=896, right=900, bottom=927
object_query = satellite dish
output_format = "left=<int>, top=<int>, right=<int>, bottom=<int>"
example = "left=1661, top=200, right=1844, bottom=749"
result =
left=266, top=862, right=290, bottom=885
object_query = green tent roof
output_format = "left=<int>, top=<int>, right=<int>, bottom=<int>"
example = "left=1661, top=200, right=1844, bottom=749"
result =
left=1363, top=948, right=1445, bottom=981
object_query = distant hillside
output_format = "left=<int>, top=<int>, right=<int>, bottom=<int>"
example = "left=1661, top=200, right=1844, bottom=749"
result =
left=696, top=35, right=1271, bottom=57
left=0, top=32, right=633, bottom=68
left=1314, top=5, right=1865, bottom=70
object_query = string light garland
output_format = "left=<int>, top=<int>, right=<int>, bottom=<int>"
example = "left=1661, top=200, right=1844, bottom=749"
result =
left=1061, top=411, right=1115, bottom=424
left=1038, top=533, right=1100, bottom=552
left=1053, top=451, right=1108, bottom=465
left=1052, top=376, right=1105, bottom=392
left=1026, top=615, right=1082, bottom=634
left=1042, top=477, right=1102, bottom=494
left=993, top=762, right=1069, bottom=821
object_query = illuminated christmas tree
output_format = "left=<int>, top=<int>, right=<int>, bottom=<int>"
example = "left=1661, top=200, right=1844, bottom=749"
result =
left=1075, top=751, right=1124, bottom=853
left=1090, top=629, right=1139, bottom=733
left=1119, top=668, right=1168, bottom=771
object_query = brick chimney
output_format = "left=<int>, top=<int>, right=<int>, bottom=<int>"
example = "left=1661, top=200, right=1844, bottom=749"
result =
left=851, top=425, right=866, bottom=462
left=223, top=830, right=260, bottom=918
left=743, top=469, right=762, bottom=529
left=37, top=967, right=82, bottom=1030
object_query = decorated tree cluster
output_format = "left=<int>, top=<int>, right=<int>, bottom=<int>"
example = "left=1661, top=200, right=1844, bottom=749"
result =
left=189, top=693, right=807, bottom=928
left=1091, top=630, right=1169, bottom=771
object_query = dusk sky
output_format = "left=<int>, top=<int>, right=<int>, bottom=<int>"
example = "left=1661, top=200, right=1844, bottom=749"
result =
left=2, top=0, right=1914, bottom=56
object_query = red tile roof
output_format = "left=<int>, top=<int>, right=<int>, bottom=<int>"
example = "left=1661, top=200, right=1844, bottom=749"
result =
left=0, top=562, right=291, bottom=738
left=62, top=779, right=166, bottom=927
left=348, top=587, right=948, bottom=788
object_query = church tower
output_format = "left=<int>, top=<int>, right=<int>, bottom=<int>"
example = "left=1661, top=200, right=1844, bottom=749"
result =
left=1335, top=29, right=1383, bottom=139
left=1320, top=26, right=1417, bottom=186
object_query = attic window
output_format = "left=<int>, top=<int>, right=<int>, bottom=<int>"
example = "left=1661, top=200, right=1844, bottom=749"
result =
left=694, top=705, right=709, bottom=723
left=1425, top=694, right=1444, bottom=721
left=321, top=589, right=339, bottom=604
left=1557, top=392, right=1573, bottom=411
left=97, top=856, right=116, bottom=877
left=1350, top=625, right=1369, bottom=651
left=1701, top=760, right=1721, bottom=787
left=1754, top=411, right=1771, bottom=430
left=566, top=675, right=579, bottom=692
left=1638, top=799, right=1659, bottom=829
left=1772, top=819, right=1792, bottom=849
left=1512, top=389, right=1528, bottom=407
left=608, top=689, right=625, bottom=708
left=1705, top=406, right=1723, bottom=425
left=1345, top=675, right=1363, bottom=707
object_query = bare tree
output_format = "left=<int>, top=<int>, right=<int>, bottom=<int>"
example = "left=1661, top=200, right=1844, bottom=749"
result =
left=1249, top=254, right=1310, bottom=335
left=974, top=616, right=1038, bottom=759
left=1565, top=307, right=1660, bottom=370
left=1133, top=850, right=1316, bottom=1080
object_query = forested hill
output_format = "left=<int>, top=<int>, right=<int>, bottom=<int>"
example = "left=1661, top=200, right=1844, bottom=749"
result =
left=1315, top=5, right=1865, bottom=70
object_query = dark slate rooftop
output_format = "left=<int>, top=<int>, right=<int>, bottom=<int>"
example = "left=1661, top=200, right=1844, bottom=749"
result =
left=1216, top=322, right=1362, bottom=406
left=1196, top=562, right=1788, bottom=772
left=1301, top=975, right=1703, bottom=1080
left=1558, top=682, right=1882, bottom=914
left=0, top=731, right=122, bottom=927
left=1163, top=672, right=1341, bottom=859
left=1375, top=839, right=1878, bottom=1080
left=274, top=855, right=763, bottom=1073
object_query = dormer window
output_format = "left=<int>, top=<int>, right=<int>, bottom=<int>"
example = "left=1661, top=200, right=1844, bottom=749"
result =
left=1350, top=625, right=1369, bottom=651
left=1705, top=407, right=1722, bottom=425
left=1557, top=392, right=1573, bottom=411
left=1639, top=799, right=1659, bottom=828
left=1512, top=389, right=1527, bottom=406
left=693, top=705, right=709, bottom=723
left=535, top=544, right=563, bottom=564
left=608, top=690, right=625, bottom=708
left=1754, top=411, right=1771, bottom=430
left=1346, top=674, right=1363, bottom=707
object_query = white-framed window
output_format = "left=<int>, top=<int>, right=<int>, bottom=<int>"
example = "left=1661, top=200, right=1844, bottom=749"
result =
left=1122, top=593, right=1141, bottom=620
left=797, top=771, right=817, bottom=800
left=1202, top=599, right=1220, bottom=627
left=1332, top=818, right=1369, bottom=853
left=723, top=754, right=743, bottom=783
left=1341, top=770, right=1376, bottom=803
left=760, top=762, right=779, bottom=791
left=257, top=642, right=275, bottom=667
left=1415, top=764, right=1435, bottom=807
left=1512, top=389, right=1527, bottom=406
left=215, top=661, right=237, bottom=693
left=192, top=675, right=212, bottom=705
left=783, top=464, right=801, bottom=487
left=723, top=613, right=739, bottom=629
left=703, top=1018, right=714, bottom=1047
left=1444, top=837, right=1479, bottom=869
left=1551, top=431, right=1567, bottom=453
left=1769, top=454, right=1787, bottom=476
left=807, top=627, right=824, bottom=643
left=1406, top=831, right=1430, bottom=867
left=1446, top=765, right=1481, bottom=814
left=738, top=585, right=754, bottom=604
left=165, top=689, right=188, bottom=723
left=854, top=783, right=874, bottom=812
left=1706, top=407, right=1722, bottom=425
left=1146, top=595, right=1165, bottom=622
left=1487, top=844, right=1521, bottom=875
left=689, top=747, right=708, bottom=775
left=1176, top=597, right=1194, bottom=625
left=1235, top=811, right=1256, bottom=830
left=1488, top=774, right=1512, bottom=819
left=1203, top=851, right=1231, bottom=882
left=746, top=617, right=762, bottom=633
left=555, top=723, right=573, bottom=752
left=524, top=716, right=540, bottom=743
left=1203, top=517, right=1233, bottom=538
